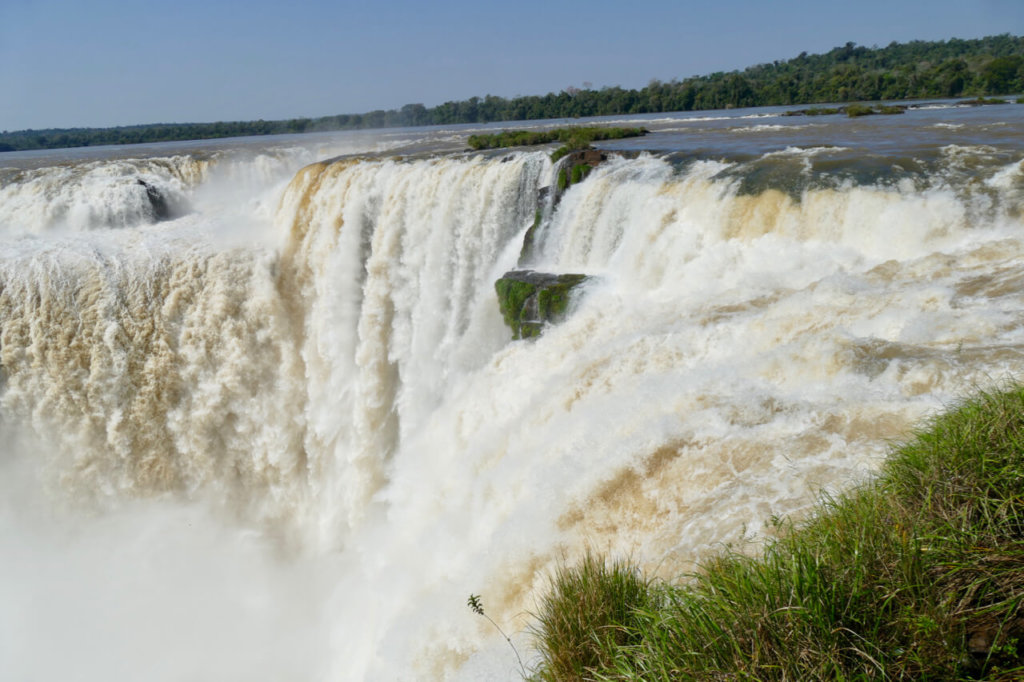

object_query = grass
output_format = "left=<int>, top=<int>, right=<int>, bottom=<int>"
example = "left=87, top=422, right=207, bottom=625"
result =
left=845, top=103, right=877, bottom=117
left=961, top=97, right=1010, bottom=106
left=530, top=386, right=1024, bottom=680
left=531, top=553, right=653, bottom=681
left=468, top=126, right=647, bottom=161
left=845, top=103, right=906, bottom=117
left=783, top=104, right=905, bottom=118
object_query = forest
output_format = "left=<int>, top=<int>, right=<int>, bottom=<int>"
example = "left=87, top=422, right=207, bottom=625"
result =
left=2, top=34, right=1022, bottom=152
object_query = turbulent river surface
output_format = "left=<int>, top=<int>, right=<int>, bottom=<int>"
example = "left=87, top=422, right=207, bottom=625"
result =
left=2, top=100, right=1024, bottom=680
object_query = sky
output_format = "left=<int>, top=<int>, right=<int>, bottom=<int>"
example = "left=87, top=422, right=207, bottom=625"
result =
left=1, top=0, right=1022, bottom=131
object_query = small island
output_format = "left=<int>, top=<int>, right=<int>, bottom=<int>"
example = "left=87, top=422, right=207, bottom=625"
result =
left=467, top=126, right=648, bottom=161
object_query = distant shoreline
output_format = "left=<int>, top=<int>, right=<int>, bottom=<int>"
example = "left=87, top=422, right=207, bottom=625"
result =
left=2, top=34, right=1021, bottom=153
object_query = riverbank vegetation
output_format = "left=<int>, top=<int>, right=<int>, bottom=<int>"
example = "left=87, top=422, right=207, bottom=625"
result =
left=2, top=34, right=1022, bottom=152
left=784, top=103, right=907, bottom=117
left=467, top=126, right=647, bottom=153
left=468, top=126, right=646, bottom=163
left=531, top=386, right=1024, bottom=680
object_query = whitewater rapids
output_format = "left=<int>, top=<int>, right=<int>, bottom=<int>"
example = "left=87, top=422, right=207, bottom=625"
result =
left=2, top=118, right=1024, bottom=679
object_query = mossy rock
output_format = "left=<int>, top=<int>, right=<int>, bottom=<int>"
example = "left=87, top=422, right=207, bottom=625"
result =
left=495, top=270, right=588, bottom=340
left=557, top=168, right=568, bottom=192
left=570, top=163, right=591, bottom=184
left=553, top=150, right=606, bottom=203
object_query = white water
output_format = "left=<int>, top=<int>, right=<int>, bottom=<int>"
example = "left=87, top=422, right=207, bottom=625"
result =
left=2, top=135, right=1024, bottom=680
left=0, top=134, right=411, bottom=235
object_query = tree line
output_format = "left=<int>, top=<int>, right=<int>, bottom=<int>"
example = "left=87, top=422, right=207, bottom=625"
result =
left=2, top=34, right=1023, bottom=153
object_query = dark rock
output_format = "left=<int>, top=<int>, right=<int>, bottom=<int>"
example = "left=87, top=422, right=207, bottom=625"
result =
left=137, top=179, right=170, bottom=221
left=494, top=270, right=588, bottom=340
left=553, top=149, right=608, bottom=201
left=518, top=208, right=543, bottom=267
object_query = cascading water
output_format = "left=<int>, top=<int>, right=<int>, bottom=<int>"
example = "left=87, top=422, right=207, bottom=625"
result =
left=0, top=155, right=205, bottom=233
left=2, top=110, right=1024, bottom=680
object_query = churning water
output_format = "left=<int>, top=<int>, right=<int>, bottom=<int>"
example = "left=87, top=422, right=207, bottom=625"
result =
left=2, top=102, right=1024, bottom=679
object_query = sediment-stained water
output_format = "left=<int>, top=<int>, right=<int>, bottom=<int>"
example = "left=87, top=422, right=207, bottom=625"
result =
left=1, top=101, right=1023, bottom=680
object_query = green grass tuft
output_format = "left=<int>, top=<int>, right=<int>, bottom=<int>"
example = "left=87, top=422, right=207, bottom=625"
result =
left=531, top=386, right=1024, bottom=680
left=531, top=552, right=653, bottom=681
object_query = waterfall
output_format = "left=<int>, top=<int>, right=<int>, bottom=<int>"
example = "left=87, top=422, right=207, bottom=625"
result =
left=2, top=142, right=1024, bottom=679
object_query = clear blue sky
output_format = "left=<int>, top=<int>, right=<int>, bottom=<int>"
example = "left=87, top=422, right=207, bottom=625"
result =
left=1, top=0, right=1021, bottom=131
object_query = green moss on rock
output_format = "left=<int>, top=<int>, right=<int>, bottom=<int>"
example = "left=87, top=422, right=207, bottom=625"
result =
left=570, top=163, right=591, bottom=184
left=557, top=168, right=568, bottom=192
left=495, top=270, right=588, bottom=340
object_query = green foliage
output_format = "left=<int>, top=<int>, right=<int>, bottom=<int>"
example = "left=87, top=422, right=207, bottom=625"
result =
left=536, top=276, right=585, bottom=320
left=569, top=164, right=591, bottom=184
left=468, top=130, right=553, bottom=150
left=531, top=385, right=1024, bottom=680
left=531, top=553, right=652, bottom=681
left=981, top=55, right=1024, bottom=92
left=843, top=103, right=906, bottom=117
left=494, top=273, right=587, bottom=340
left=845, top=103, right=877, bottom=117
left=467, top=126, right=647, bottom=152
left=788, top=103, right=904, bottom=117
left=961, top=96, right=1010, bottom=105
left=494, top=278, right=537, bottom=337
left=550, top=146, right=571, bottom=163
left=556, top=169, right=568, bottom=193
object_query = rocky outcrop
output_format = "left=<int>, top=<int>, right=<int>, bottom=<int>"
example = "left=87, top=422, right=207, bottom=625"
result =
left=554, top=149, right=607, bottom=198
left=137, top=179, right=171, bottom=221
left=495, top=270, right=588, bottom=339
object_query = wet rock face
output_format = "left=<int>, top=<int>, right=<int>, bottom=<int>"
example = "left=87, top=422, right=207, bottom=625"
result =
left=137, top=179, right=171, bottom=221
left=494, top=270, right=588, bottom=340
left=555, top=149, right=606, bottom=197
left=565, top=149, right=606, bottom=167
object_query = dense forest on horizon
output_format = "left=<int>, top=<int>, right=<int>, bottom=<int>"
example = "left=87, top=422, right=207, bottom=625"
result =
left=3, top=34, right=1023, bottom=153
